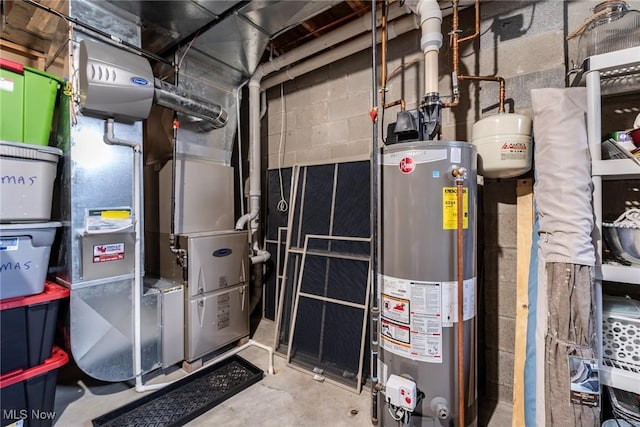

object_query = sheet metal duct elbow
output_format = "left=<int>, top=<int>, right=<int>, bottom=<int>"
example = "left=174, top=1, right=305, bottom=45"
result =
left=153, top=78, right=228, bottom=130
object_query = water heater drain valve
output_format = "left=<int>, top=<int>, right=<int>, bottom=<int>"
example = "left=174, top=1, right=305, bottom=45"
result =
left=385, top=375, right=417, bottom=412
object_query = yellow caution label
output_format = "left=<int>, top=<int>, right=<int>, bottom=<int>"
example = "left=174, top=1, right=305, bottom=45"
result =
left=442, top=187, right=468, bottom=230
left=101, top=210, right=131, bottom=219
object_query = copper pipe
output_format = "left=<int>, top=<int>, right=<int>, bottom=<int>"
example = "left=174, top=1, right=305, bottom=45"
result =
left=451, top=0, right=461, bottom=76
left=453, top=168, right=466, bottom=427
left=442, top=0, right=461, bottom=108
left=460, top=75, right=506, bottom=113
left=442, top=0, right=506, bottom=113
left=384, top=98, right=406, bottom=111
left=458, top=0, right=480, bottom=44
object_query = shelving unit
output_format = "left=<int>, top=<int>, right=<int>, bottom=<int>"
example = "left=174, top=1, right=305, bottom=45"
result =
left=585, top=45, right=640, bottom=395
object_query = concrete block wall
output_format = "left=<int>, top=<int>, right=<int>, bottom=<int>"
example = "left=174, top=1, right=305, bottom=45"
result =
left=262, top=0, right=640, bottom=420
left=265, top=46, right=374, bottom=169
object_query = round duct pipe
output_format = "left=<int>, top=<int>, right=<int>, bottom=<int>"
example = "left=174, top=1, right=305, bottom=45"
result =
left=153, top=78, right=228, bottom=129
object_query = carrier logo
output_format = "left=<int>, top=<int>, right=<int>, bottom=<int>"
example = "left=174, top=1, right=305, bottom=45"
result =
left=212, top=248, right=233, bottom=257
left=130, top=77, right=150, bottom=86
left=399, top=157, right=415, bottom=174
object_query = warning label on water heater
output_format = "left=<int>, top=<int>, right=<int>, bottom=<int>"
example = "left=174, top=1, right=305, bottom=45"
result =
left=380, top=275, right=443, bottom=363
left=380, top=274, right=477, bottom=363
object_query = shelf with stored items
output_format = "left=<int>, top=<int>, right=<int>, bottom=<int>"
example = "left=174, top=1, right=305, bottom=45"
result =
left=584, top=46, right=640, bottom=396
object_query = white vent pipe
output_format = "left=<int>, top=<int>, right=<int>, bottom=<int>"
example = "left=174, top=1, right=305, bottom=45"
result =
left=414, top=0, right=443, bottom=96
left=262, top=14, right=420, bottom=90
left=235, top=5, right=411, bottom=233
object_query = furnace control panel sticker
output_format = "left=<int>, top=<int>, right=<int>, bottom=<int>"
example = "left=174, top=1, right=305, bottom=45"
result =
left=93, top=243, right=125, bottom=263
left=380, top=274, right=443, bottom=363
left=442, top=187, right=468, bottom=230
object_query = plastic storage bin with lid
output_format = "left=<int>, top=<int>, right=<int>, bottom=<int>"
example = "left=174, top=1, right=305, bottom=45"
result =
left=0, top=141, right=63, bottom=222
left=0, top=346, right=68, bottom=427
left=0, top=222, right=61, bottom=300
left=0, top=282, right=69, bottom=375
left=0, top=58, right=62, bottom=146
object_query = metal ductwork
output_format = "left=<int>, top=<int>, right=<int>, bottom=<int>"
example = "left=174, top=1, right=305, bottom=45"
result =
left=79, top=39, right=227, bottom=128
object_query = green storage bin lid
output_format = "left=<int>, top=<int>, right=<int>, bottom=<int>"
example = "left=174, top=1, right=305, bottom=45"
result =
left=23, top=65, right=63, bottom=84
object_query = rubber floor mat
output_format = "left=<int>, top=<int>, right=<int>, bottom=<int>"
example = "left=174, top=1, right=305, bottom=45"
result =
left=92, top=355, right=263, bottom=427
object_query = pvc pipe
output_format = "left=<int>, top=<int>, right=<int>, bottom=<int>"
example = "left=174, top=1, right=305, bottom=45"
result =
left=259, top=4, right=410, bottom=78
left=103, top=120, right=144, bottom=393
left=262, top=14, right=420, bottom=90
left=240, top=3, right=411, bottom=237
left=237, top=81, right=249, bottom=218
left=235, top=78, right=261, bottom=232
left=251, top=249, right=271, bottom=265
left=416, top=0, right=442, bottom=96
left=416, top=0, right=443, bottom=53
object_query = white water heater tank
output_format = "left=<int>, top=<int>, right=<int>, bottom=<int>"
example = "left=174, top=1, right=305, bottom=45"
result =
left=472, top=113, right=532, bottom=179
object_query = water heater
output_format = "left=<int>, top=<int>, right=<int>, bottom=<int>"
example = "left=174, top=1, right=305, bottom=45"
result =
left=380, top=140, right=478, bottom=426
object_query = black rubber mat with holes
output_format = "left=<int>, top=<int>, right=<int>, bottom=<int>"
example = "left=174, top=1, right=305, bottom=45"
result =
left=92, top=355, right=263, bottom=427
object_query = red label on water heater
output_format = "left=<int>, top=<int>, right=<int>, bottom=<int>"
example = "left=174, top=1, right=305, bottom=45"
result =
left=399, top=157, right=415, bottom=174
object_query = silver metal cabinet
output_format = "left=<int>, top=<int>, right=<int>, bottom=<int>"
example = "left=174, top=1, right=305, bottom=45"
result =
left=158, top=230, right=250, bottom=362
left=186, top=284, right=249, bottom=361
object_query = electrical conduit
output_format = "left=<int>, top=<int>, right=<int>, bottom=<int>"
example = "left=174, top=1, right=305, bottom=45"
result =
left=370, top=1, right=381, bottom=424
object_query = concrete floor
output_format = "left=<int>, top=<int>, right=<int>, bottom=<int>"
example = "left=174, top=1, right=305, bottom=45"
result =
left=53, top=320, right=512, bottom=426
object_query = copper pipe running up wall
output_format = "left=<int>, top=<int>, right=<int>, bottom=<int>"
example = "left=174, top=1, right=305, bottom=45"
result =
left=379, top=2, right=407, bottom=113
left=380, top=1, right=388, bottom=93
left=442, top=0, right=506, bottom=113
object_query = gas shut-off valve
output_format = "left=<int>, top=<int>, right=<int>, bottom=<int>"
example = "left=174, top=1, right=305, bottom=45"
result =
left=386, top=375, right=417, bottom=412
